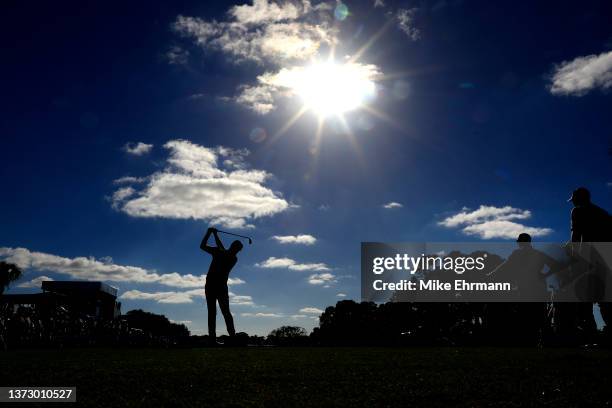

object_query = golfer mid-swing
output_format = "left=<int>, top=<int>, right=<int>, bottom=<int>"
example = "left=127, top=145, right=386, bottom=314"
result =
left=200, top=227, right=243, bottom=344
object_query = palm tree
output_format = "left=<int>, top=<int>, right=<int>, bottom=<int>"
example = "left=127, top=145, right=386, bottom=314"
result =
left=0, top=261, right=22, bottom=295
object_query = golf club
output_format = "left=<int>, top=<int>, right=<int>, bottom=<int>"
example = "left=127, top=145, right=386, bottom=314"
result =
left=215, top=229, right=253, bottom=245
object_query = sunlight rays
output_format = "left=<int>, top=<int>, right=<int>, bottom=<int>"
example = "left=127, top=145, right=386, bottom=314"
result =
left=271, top=106, right=309, bottom=143
left=266, top=16, right=422, bottom=171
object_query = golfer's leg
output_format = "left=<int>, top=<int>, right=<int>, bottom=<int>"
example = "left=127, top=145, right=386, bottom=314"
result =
left=218, top=290, right=235, bottom=336
left=206, top=289, right=217, bottom=340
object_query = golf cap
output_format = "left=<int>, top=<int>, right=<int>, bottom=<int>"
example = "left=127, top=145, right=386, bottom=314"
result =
left=516, top=233, right=532, bottom=243
left=567, top=187, right=590, bottom=202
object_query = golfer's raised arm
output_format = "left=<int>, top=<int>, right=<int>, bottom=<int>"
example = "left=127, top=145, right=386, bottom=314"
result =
left=212, top=229, right=225, bottom=250
left=200, top=228, right=215, bottom=254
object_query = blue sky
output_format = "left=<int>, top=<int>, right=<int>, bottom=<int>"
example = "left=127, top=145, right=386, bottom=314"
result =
left=2, top=0, right=611, bottom=335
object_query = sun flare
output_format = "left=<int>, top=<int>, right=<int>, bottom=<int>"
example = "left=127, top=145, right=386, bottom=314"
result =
left=295, top=62, right=377, bottom=116
left=266, top=61, right=379, bottom=118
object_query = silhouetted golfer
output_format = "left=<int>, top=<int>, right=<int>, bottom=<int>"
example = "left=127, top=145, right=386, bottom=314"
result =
left=200, top=227, right=243, bottom=344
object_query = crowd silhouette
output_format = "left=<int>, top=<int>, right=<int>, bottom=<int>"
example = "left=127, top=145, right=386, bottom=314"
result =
left=0, top=303, right=189, bottom=350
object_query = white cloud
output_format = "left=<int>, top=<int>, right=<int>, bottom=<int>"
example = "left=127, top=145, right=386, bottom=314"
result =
left=550, top=51, right=612, bottom=96
left=111, top=140, right=289, bottom=228
left=111, top=187, right=135, bottom=208
left=230, top=293, right=256, bottom=305
left=256, top=256, right=330, bottom=271
left=462, top=221, right=553, bottom=240
left=170, top=320, right=192, bottom=325
left=382, top=201, right=403, bottom=209
left=241, top=312, right=283, bottom=318
left=123, top=142, right=154, bottom=156
left=374, top=0, right=385, bottom=8
left=271, top=234, right=317, bottom=245
left=172, top=3, right=334, bottom=65
left=299, top=306, right=323, bottom=314
left=438, top=205, right=553, bottom=240
left=17, top=275, right=54, bottom=288
left=439, top=205, right=530, bottom=228
left=121, top=290, right=195, bottom=304
left=307, top=272, right=336, bottom=285
left=230, top=0, right=301, bottom=24
left=235, top=85, right=276, bottom=114
left=113, top=176, right=147, bottom=185
left=336, top=292, right=346, bottom=297
left=166, top=45, right=190, bottom=65
left=396, top=8, right=420, bottom=41
left=120, top=289, right=253, bottom=305
left=0, top=247, right=244, bottom=288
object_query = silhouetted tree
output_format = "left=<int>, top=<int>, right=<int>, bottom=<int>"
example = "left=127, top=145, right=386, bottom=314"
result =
left=0, top=262, right=22, bottom=295
left=311, top=296, right=553, bottom=346
left=267, top=325, right=308, bottom=346
left=316, top=300, right=381, bottom=345
left=124, top=309, right=190, bottom=340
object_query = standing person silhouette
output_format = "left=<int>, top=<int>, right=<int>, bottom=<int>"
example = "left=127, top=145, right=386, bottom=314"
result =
left=488, top=233, right=558, bottom=299
left=486, top=233, right=558, bottom=345
left=567, top=187, right=611, bottom=334
left=200, top=227, right=243, bottom=345
left=569, top=187, right=610, bottom=243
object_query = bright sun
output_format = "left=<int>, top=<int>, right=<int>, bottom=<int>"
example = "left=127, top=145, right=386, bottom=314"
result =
left=271, top=61, right=379, bottom=118
left=296, top=62, right=377, bottom=116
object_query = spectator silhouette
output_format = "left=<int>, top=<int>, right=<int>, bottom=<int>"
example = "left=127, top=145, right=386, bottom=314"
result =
left=569, top=187, right=610, bottom=243
left=564, top=187, right=612, bottom=338
left=486, top=233, right=557, bottom=345
left=200, top=227, right=243, bottom=345
left=487, top=233, right=558, bottom=299
left=0, top=261, right=22, bottom=295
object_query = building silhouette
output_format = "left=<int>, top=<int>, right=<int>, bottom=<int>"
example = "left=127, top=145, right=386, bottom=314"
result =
left=1, top=280, right=121, bottom=320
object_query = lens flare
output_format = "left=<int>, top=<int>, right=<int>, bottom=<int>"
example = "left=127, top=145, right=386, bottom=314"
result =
left=249, top=127, right=267, bottom=143
left=334, top=3, right=349, bottom=21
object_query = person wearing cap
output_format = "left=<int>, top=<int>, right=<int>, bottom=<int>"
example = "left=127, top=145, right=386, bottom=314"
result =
left=566, top=187, right=612, bottom=338
left=569, top=187, right=610, bottom=243
left=488, top=233, right=557, bottom=298
left=486, top=233, right=558, bottom=345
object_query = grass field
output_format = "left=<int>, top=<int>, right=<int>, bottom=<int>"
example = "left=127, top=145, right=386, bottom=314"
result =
left=1, top=347, right=612, bottom=407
